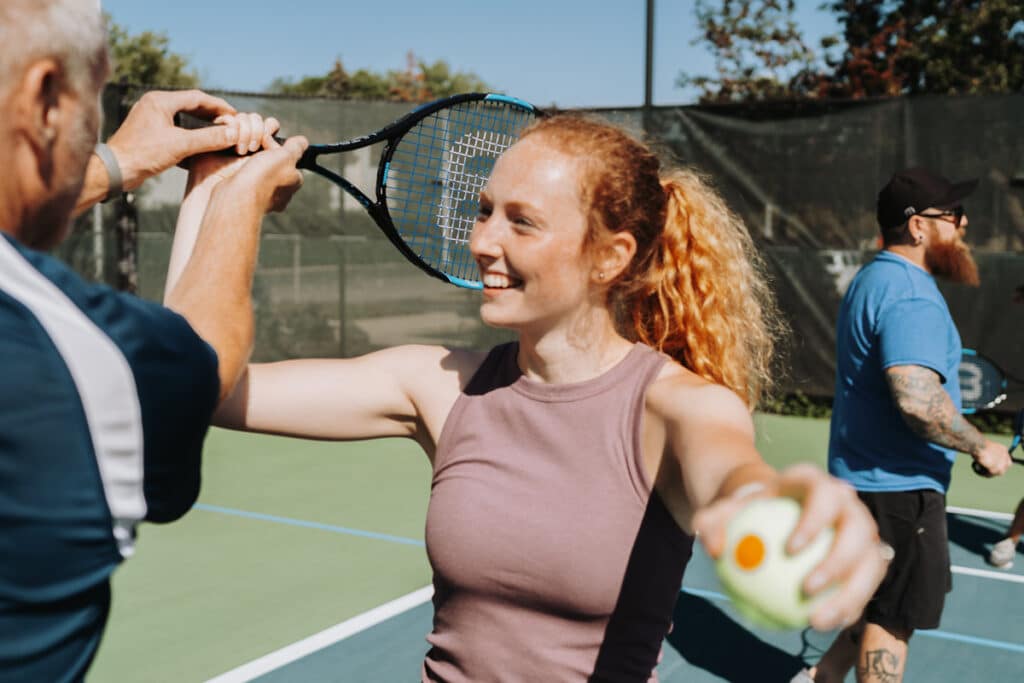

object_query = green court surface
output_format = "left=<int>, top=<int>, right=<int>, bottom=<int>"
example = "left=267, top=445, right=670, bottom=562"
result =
left=88, top=414, right=1024, bottom=682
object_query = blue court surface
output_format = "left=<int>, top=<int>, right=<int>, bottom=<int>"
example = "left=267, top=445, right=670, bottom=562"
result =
left=90, top=422, right=1024, bottom=682
left=190, top=508, right=1023, bottom=683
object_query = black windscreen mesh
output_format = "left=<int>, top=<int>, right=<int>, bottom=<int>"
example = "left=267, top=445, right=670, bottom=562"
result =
left=64, top=85, right=1022, bottom=408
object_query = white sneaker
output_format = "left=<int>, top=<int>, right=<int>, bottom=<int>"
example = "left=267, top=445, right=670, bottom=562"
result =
left=988, top=537, right=1017, bottom=569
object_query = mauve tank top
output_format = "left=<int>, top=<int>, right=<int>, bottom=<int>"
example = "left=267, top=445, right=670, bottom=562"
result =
left=423, top=342, right=695, bottom=682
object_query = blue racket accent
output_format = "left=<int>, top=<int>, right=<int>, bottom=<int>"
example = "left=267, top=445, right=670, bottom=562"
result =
left=484, top=93, right=537, bottom=111
left=446, top=274, right=484, bottom=290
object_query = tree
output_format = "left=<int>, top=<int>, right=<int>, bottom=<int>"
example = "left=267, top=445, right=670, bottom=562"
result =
left=678, top=0, right=820, bottom=103
left=268, top=52, right=488, bottom=102
left=105, top=16, right=199, bottom=88
left=819, top=0, right=1024, bottom=98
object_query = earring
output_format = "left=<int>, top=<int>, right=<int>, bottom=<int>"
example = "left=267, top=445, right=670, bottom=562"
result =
left=596, top=272, right=605, bottom=281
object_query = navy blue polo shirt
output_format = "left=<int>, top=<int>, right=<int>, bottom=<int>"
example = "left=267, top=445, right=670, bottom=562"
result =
left=828, top=251, right=962, bottom=493
left=0, top=234, right=219, bottom=682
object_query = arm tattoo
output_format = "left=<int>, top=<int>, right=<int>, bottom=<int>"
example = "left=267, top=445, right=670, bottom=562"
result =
left=886, top=366, right=986, bottom=455
left=857, top=648, right=902, bottom=683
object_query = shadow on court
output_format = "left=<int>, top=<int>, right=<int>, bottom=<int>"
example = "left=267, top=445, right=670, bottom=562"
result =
left=946, top=512, right=1005, bottom=558
left=665, top=593, right=805, bottom=682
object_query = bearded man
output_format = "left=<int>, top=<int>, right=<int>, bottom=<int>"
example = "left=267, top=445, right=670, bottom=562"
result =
left=794, top=168, right=1012, bottom=683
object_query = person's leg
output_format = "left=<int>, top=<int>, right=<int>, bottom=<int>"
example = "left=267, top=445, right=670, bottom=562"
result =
left=840, top=490, right=947, bottom=683
left=855, top=621, right=912, bottom=682
left=988, top=496, right=1024, bottom=568
left=1004, top=497, right=1024, bottom=541
left=804, top=617, right=864, bottom=682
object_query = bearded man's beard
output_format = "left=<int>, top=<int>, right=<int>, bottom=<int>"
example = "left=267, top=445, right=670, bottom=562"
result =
left=925, top=238, right=980, bottom=286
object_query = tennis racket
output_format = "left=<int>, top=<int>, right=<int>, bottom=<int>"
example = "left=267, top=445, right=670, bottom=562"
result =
left=178, top=93, right=539, bottom=288
left=971, top=409, right=1024, bottom=476
left=958, top=348, right=1024, bottom=414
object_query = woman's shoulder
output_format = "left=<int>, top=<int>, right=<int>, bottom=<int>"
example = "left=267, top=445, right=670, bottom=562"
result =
left=385, top=344, right=492, bottom=392
left=645, top=358, right=751, bottom=427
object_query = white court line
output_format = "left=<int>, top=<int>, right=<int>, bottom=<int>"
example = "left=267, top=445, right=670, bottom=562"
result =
left=946, top=505, right=1022, bottom=584
left=951, top=565, right=1024, bottom=584
left=947, top=505, right=1013, bottom=522
left=205, top=504, right=1017, bottom=681
left=204, top=585, right=434, bottom=683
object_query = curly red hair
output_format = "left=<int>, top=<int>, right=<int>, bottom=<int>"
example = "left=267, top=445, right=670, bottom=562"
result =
left=521, top=114, right=784, bottom=408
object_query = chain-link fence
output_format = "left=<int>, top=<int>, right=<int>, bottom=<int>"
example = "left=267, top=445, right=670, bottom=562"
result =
left=70, top=86, right=1024, bottom=409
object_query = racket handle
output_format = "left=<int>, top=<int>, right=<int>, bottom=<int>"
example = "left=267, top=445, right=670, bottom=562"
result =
left=173, top=112, right=289, bottom=152
left=174, top=111, right=222, bottom=134
left=971, top=460, right=991, bottom=477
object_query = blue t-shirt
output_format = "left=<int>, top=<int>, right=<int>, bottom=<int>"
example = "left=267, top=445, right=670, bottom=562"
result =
left=828, top=251, right=962, bottom=493
left=0, top=234, right=219, bottom=682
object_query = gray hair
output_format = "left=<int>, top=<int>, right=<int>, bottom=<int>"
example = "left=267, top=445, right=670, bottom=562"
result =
left=0, top=0, right=108, bottom=97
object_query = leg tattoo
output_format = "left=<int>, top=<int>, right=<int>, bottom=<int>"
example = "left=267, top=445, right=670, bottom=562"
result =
left=857, top=648, right=902, bottom=683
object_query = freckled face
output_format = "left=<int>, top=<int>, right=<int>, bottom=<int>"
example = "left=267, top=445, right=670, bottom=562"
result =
left=470, top=135, right=596, bottom=332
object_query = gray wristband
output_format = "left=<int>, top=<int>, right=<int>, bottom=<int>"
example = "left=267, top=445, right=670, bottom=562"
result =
left=94, top=142, right=123, bottom=203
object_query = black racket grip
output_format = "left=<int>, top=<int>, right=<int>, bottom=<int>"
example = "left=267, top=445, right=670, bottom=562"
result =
left=173, top=112, right=309, bottom=164
left=972, top=457, right=1024, bottom=475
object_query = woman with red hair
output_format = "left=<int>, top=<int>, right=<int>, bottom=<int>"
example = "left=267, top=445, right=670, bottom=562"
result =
left=185, top=113, right=888, bottom=681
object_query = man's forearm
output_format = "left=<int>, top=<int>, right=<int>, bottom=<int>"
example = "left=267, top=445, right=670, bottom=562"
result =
left=887, top=366, right=986, bottom=455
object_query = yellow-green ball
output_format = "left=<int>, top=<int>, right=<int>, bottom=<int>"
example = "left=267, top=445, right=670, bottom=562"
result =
left=715, top=497, right=834, bottom=630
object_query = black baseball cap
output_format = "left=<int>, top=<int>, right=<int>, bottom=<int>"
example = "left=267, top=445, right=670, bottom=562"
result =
left=876, top=167, right=978, bottom=231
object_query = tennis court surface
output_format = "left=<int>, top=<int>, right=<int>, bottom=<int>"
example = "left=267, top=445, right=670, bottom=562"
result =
left=90, top=415, right=1024, bottom=682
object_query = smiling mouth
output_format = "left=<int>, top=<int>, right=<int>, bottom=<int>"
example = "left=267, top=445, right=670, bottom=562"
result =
left=481, top=273, right=523, bottom=289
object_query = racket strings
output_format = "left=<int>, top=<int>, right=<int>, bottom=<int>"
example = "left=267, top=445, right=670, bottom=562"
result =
left=385, top=100, right=535, bottom=283
left=959, top=352, right=1009, bottom=412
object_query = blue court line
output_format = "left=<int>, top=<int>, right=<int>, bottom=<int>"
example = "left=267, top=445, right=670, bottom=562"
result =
left=681, top=587, right=1024, bottom=654
left=193, top=503, right=425, bottom=547
left=194, top=504, right=1023, bottom=655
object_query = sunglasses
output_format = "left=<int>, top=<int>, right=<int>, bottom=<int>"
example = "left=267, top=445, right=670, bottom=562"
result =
left=917, top=205, right=964, bottom=227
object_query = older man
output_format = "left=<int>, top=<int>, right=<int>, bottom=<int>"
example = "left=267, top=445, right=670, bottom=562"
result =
left=0, top=1, right=307, bottom=680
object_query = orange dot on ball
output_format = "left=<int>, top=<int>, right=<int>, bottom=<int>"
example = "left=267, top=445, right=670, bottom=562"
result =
left=734, top=533, right=766, bottom=570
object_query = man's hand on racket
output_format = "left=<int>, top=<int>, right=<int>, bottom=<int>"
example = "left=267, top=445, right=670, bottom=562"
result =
left=106, top=90, right=242, bottom=190
left=972, top=439, right=1012, bottom=477
left=209, top=128, right=309, bottom=215
left=185, top=113, right=282, bottom=188
left=694, top=464, right=889, bottom=631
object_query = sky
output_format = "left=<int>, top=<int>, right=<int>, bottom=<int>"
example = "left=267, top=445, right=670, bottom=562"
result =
left=99, top=1, right=842, bottom=109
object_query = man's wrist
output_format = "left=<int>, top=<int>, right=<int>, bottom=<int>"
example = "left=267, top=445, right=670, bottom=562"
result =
left=93, top=143, right=123, bottom=202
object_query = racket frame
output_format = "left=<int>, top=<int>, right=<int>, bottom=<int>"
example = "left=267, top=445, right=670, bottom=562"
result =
left=297, top=93, right=538, bottom=289
left=175, top=93, right=538, bottom=289
left=959, top=348, right=1009, bottom=414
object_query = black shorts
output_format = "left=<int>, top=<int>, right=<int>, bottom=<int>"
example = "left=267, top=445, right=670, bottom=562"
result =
left=858, top=489, right=952, bottom=632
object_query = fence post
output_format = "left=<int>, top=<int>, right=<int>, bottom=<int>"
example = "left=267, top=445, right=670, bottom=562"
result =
left=113, top=88, right=138, bottom=294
